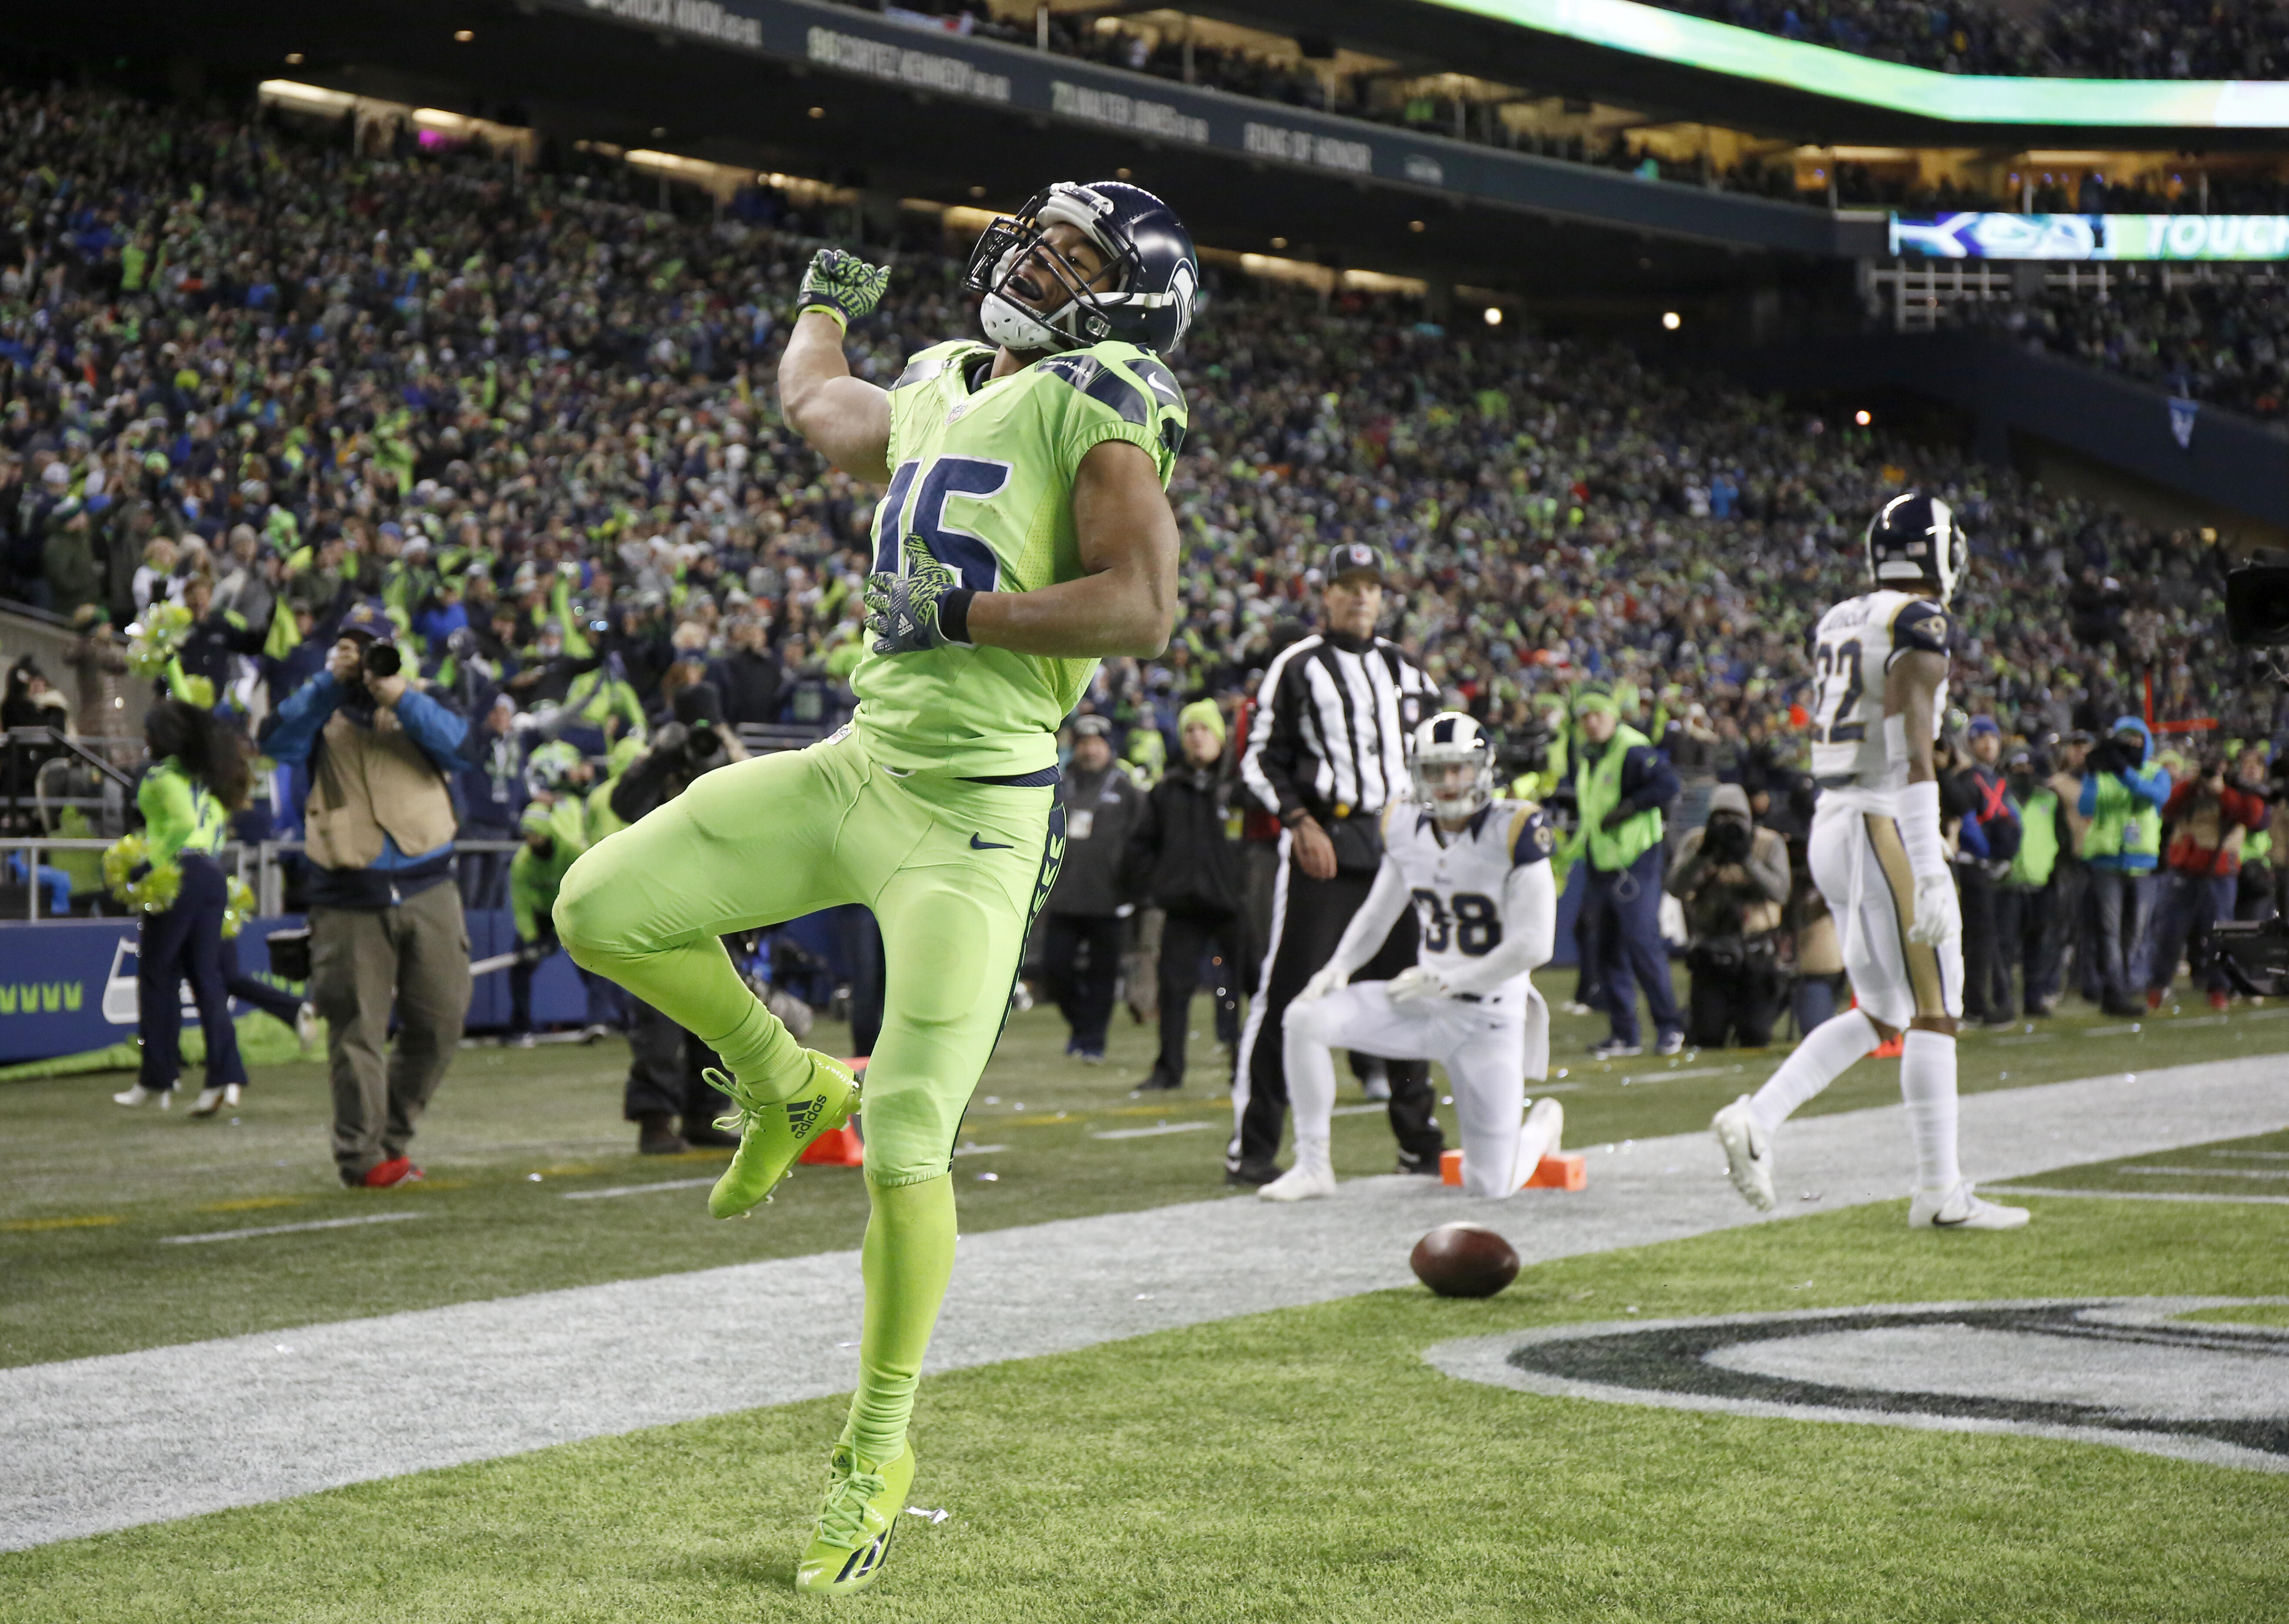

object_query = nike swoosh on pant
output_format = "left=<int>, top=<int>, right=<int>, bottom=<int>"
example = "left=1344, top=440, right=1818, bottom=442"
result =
left=970, top=834, right=1013, bottom=850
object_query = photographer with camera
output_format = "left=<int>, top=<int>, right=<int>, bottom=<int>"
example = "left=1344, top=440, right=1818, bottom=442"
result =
left=266, top=601, right=472, bottom=1188
left=604, top=681, right=750, bottom=1153
left=2078, top=716, right=2171, bottom=1017
left=1665, top=784, right=1791, bottom=1049
left=2144, top=745, right=2269, bottom=1010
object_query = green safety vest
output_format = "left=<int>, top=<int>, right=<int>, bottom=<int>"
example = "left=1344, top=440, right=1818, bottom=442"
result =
left=1576, top=723, right=1662, bottom=872
left=2247, top=827, right=2273, bottom=866
left=2007, top=788, right=2058, bottom=888
left=2083, top=772, right=2161, bottom=868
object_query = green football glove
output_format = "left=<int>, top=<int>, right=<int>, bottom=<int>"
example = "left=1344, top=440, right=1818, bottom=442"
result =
left=797, top=248, right=891, bottom=334
left=865, top=534, right=972, bottom=655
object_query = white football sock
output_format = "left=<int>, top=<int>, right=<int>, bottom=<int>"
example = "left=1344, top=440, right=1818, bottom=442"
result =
left=1749, top=1008, right=1879, bottom=1138
left=1282, top=1012, right=1341, bottom=1150
left=1899, top=1029, right=1961, bottom=1191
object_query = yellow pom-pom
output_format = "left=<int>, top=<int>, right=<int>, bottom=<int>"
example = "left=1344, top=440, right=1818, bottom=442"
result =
left=102, top=834, right=150, bottom=900
left=222, top=877, right=257, bottom=940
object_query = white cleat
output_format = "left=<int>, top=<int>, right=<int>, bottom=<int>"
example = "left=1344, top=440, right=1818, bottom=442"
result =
left=1711, top=1094, right=1775, bottom=1212
left=1909, top=1181, right=2030, bottom=1231
left=1258, top=1147, right=1336, bottom=1202
left=112, top=1085, right=169, bottom=1110
left=1508, top=1097, right=1565, bottom=1193
left=188, top=1084, right=242, bottom=1118
left=295, top=1001, right=321, bottom=1055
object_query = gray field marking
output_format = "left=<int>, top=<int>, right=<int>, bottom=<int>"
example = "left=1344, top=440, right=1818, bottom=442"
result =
left=1994, top=1033, right=2059, bottom=1046
left=2215, top=1150, right=2289, bottom=1159
left=558, top=1178, right=718, bottom=1202
left=2086, top=1022, right=2146, bottom=1037
left=949, top=1143, right=1009, bottom=1157
left=1329, top=1103, right=1391, bottom=1116
left=1090, top=1121, right=1215, bottom=1140
left=2125, top=1165, right=2289, bottom=1180
left=158, top=1212, right=429, bottom=1245
left=1618, top=1064, right=1745, bottom=1085
left=1983, top=1186, right=2289, bottom=1206
left=3, top=1056, right=2284, bottom=1552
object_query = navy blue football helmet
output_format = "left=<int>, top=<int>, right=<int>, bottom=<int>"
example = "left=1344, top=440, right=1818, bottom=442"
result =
left=1865, top=490, right=1961, bottom=605
left=964, top=181, right=1198, bottom=355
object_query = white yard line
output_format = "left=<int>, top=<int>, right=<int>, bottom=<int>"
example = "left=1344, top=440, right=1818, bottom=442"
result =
left=3, top=1056, right=2283, bottom=1553
left=158, top=1212, right=428, bottom=1245
left=1617, top=1064, right=1745, bottom=1085
left=2123, top=1164, right=2289, bottom=1181
left=949, top=1143, right=1009, bottom=1157
left=557, top=1178, right=717, bottom=1202
left=1089, top=1121, right=1217, bottom=1140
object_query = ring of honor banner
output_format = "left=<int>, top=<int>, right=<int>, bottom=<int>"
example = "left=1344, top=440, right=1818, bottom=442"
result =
left=1890, top=213, right=2289, bottom=261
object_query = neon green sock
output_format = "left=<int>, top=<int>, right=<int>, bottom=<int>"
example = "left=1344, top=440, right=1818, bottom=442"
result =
left=841, top=1172, right=957, bottom=1465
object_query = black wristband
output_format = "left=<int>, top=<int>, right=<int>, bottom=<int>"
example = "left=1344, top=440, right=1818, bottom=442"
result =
left=940, top=588, right=977, bottom=647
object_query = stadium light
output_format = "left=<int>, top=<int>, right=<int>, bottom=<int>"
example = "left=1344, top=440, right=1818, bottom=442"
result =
left=454, top=29, right=473, bottom=43
left=1484, top=307, right=1503, bottom=326
left=1409, top=220, right=1426, bottom=233
left=1661, top=311, right=1681, bottom=330
left=1269, top=236, right=1287, bottom=249
left=1855, top=409, right=1873, bottom=426
left=284, top=53, right=303, bottom=65
left=809, top=106, right=826, bottom=119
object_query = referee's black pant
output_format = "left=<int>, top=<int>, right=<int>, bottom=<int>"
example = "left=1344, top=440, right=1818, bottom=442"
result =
left=1229, top=856, right=1444, bottom=1175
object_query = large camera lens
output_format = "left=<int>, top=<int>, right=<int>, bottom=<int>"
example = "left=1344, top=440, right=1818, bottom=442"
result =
left=362, top=642, right=403, bottom=678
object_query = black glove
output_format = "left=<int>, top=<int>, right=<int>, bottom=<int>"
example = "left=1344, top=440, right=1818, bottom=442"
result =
left=1600, top=803, right=1635, bottom=832
left=2085, top=741, right=2127, bottom=777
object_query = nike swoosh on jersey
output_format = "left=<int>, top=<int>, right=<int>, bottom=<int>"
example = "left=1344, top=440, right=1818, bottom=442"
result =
left=970, top=833, right=1013, bottom=850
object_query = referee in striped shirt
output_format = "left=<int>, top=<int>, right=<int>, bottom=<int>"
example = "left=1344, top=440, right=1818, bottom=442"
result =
left=1228, top=542, right=1444, bottom=1185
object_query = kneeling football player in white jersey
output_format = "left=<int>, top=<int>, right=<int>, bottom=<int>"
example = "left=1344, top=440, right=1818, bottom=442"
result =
left=1712, top=493, right=2027, bottom=1231
left=1262, top=712, right=1564, bottom=1201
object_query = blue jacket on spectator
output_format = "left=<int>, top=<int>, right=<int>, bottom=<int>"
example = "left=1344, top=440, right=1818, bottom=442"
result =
left=267, top=671, right=469, bottom=873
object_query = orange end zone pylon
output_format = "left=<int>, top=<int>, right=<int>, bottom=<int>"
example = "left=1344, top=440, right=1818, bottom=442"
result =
left=798, top=1056, right=869, bottom=1167
left=1441, top=1148, right=1588, bottom=1190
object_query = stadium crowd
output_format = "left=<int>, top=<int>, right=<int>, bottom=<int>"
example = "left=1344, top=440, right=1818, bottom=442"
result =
left=1945, top=275, right=2289, bottom=429
left=0, top=83, right=2280, bottom=1054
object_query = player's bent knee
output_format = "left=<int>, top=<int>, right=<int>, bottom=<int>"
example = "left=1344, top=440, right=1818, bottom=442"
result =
left=551, top=849, right=631, bottom=969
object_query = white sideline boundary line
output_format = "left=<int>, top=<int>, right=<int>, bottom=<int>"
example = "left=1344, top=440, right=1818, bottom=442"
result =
left=3, top=1056, right=2284, bottom=1552
left=2124, top=1165, right=2289, bottom=1181
left=158, top=1212, right=428, bottom=1245
left=1090, top=1121, right=1215, bottom=1140
left=1984, top=1186, right=2289, bottom=1207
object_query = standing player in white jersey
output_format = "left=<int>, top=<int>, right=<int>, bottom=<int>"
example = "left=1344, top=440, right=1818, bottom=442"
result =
left=1712, top=494, right=2027, bottom=1231
left=1261, top=713, right=1565, bottom=1201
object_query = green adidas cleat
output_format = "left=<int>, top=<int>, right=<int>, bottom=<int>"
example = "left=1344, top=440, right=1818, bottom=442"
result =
left=703, top=1053, right=860, bottom=1219
left=794, top=1443, right=915, bottom=1596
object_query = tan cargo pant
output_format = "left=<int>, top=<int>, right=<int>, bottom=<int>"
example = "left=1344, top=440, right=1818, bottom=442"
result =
left=310, top=881, right=473, bottom=1180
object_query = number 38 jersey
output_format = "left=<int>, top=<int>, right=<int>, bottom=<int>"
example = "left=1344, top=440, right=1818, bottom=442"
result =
left=852, top=337, right=1188, bottom=779
left=1380, top=798, right=1556, bottom=999
left=1807, top=591, right=1951, bottom=793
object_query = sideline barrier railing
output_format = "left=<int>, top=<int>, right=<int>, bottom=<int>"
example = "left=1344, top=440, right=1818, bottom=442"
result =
left=0, top=839, right=528, bottom=923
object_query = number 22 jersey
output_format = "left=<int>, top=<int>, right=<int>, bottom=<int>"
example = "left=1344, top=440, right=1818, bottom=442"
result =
left=852, top=338, right=1188, bottom=779
left=1379, top=799, right=1555, bottom=1003
left=1806, top=591, right=1950, bottom=794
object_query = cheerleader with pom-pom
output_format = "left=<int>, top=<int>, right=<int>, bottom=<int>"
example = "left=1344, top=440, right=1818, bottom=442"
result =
left=110, top=701, right=255, bottom=1115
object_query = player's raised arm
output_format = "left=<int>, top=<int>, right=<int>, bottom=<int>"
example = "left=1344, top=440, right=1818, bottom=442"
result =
left=778, top=250, right=893, bottom=484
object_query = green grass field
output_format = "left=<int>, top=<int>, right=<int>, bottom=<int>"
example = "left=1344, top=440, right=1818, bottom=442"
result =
left=5, top=985, right=2288, bottom=1366
left=4, top=1141, right=2286, bottom=1621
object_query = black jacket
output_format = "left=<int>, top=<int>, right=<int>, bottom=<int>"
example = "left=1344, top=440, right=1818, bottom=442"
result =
left=1046, top=763, right=1147, bottom=918
left=1125, top=762, right=1243, bottom=918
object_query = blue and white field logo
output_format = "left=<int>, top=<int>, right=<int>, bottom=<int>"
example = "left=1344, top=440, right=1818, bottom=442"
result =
left=1429, top=1299, right=2289, bottom=1473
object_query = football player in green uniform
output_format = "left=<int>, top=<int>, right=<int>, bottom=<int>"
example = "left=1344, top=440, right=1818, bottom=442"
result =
left=557, top=181, right=1195, bottom=1594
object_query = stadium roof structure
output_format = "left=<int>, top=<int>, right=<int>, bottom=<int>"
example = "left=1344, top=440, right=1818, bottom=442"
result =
left=1218, top=0, right=2289, bottom=148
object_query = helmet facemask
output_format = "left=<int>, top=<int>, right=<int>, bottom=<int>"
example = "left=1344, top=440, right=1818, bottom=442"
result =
left=967, top=182, right=1198, bottom=353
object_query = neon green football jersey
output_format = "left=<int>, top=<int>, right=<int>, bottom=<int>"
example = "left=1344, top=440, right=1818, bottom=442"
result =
left=850, top=337, right=1188, bottom=778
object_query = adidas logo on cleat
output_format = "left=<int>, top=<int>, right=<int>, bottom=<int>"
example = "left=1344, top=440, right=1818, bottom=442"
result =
left=785, top=1097, right=825, bottom=1137
left=837, top=1527, right=893, bottom=1585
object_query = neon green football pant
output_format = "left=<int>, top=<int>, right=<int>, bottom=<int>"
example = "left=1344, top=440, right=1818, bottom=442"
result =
left=556, top=727, right=1060, bottom=1185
